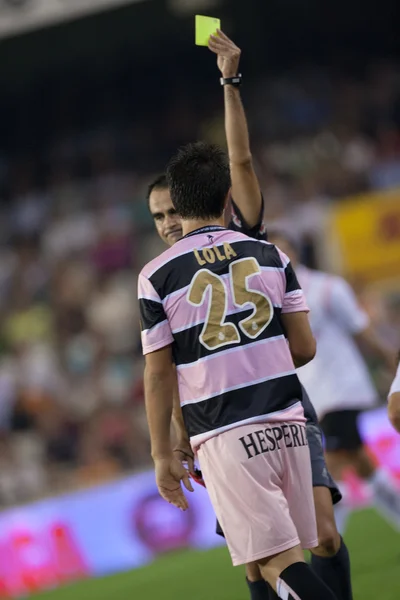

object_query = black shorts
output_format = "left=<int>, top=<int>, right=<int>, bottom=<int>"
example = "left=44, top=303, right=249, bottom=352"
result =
left=301, top=387, right=342, bottom=504
left=320, top=409, right=363, bottom=452
left=215, top=388, right=342, bottom=538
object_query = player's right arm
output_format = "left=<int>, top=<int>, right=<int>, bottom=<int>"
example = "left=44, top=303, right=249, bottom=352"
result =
left=208, top=31, right=262, bottom=229
left=138, top=273, right=193, bottom=509
left=171, top=376, right=195, bottom=475
left=388, top=359, right=400, bottom=433
left=278, top=252, right=316, bottom=367
left=171, top=376, right=189, bottom=447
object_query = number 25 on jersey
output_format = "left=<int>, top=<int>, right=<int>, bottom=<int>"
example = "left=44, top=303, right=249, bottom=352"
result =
left=187, top=256, right=273, bottom=351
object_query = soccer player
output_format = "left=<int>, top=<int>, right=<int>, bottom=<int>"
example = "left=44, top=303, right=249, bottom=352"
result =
left=269, top=232, right=400, bottom=534
left=139, top=140, right=339, bottom=600
left=388, top=355, right=400, bottom=432
left=147, top=32, right=352, bottom=600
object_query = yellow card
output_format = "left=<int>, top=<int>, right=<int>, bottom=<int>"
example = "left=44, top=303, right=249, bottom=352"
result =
left=195, top=15, right=220, bottom=47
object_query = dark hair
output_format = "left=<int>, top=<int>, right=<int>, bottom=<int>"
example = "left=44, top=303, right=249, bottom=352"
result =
left=146, top=174, right=168, bottom=207
left=166, top=141, right=231, bottom=220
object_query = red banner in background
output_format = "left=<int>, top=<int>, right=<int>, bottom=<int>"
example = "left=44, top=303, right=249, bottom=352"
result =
left=0, top=523, right=88, bottom=598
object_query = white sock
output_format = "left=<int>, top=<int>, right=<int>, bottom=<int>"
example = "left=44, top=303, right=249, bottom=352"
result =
left=369, top=468, right=400, bottom=531
left=333, top=481, right=351, bottom=535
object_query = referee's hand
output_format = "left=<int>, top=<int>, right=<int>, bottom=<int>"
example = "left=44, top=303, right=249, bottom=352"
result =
left=154, top=456, right=194, bottom=511
left=208, top=30, right=241, bottom=79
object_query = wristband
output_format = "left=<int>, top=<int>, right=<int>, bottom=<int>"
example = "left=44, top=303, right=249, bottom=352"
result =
left=220, top=73, right=242, bottom=87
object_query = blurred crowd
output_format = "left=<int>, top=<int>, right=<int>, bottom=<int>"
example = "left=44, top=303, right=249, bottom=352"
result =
left=1, top=60, right=400, bottom=507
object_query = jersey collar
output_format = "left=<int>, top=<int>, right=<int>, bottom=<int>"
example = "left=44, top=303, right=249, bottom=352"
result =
left=181, top=225, right=227, bottom=240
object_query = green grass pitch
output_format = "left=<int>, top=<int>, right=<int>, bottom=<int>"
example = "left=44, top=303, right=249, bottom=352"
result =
left=33, top=509, right=399, bottom=600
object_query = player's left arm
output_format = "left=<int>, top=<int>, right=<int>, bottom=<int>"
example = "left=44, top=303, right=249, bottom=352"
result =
left=144, top=346, right=176, bottom=461
left=328, top=277, right=396, bottom=371
left=278, top=250, right=316, bottom=366
left=209, top=31, right=262, bottom=228
left=171, top=374, right=196, bottom=475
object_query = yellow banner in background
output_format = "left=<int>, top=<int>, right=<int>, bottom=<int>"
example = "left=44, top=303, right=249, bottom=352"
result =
left=331, top=188, right=400, bottom=284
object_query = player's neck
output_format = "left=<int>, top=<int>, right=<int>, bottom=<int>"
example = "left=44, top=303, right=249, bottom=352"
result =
left=181, top=216, right=225, bottom=237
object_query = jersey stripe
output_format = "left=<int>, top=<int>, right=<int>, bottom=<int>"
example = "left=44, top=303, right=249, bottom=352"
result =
left=172, top=310, right=283, bottom=366
left=141, top=320, right=173, bottom=353
left=139, top=298, right=167, bottom=332
left=177, top=336, right=295, bottom=405
left=181, top=375, right=303, bottom=442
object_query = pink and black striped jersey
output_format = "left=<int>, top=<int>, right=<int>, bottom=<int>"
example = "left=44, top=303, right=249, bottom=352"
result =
left=138, top=225, right=308, bottom=447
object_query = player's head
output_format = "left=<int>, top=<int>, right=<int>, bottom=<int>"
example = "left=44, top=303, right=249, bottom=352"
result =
left=166, top=141, right=231, bottom=221
left=268, top=230, right=300, bottom=266
left=147, top=174, right=183, bottom=246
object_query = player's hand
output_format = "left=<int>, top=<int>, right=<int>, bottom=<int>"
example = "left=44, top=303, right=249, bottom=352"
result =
left=173, top=446, right=206, bottom=487
left=173, top=445, right=195, bottom=476
left=154, top=456, right=194, bottom=511
left=208, top=30, right=241, bottom=79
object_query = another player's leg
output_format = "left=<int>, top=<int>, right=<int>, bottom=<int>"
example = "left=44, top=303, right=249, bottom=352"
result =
left=352, top=446, right=400, bottom=530
left=305, top=419, right=353, bottom=600
left=310, top=486, right=352, bottom=600
left=258, top=545, right=337, bottom=599
left=320, top=450, right=352, bottom=534
left=245, top=562, right=275, bottom=600
left=326, top=446, right=400, bottom=530
left=322, top=409, right=400, bottom=532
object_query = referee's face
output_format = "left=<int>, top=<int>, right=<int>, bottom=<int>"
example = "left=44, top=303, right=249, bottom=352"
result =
left=149, top=188, right=183, bottom=246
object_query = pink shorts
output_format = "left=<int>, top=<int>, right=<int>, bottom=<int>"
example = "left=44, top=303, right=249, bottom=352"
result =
left=197, top=421, right=318, bottom=566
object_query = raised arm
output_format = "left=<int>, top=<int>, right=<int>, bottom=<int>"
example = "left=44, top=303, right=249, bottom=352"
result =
left=209, top=31, right=262, bottom=228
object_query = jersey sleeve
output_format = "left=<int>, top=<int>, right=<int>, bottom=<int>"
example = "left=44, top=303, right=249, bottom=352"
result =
left=229, top=194, right=267, bottom=240
left=389, top=362, right=400, bottom=397
left=277, top=249, right=309, bottom=314
left=138, top=273, right=174, bottom=355
left=327, top=277, right=369, bottom=334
